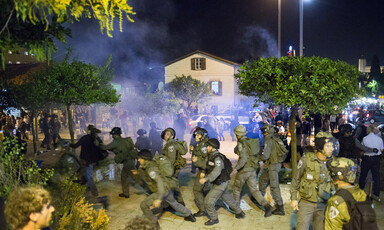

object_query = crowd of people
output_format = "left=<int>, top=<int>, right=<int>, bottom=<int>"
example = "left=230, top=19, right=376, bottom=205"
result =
left=2, top=105, right=383, bottom=230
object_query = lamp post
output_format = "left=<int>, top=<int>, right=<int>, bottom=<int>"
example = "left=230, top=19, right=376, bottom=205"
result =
left=299, top=0, right=303, bottom=57
left=278, top=0, right=281, bottom=58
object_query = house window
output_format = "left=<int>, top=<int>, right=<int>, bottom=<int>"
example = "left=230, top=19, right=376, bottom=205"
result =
left=209, top=81, right=222, bottom=96
left=191, top=58, right=206, bottom=70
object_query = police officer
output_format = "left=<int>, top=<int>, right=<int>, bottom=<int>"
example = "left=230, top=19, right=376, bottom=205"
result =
left=190, top=127, right=210, bottom=217
left=290, top=132, right=336, bottom=230
left=161, top=127, right=185, bottom=204
left=135, top=129, right=152, bottom=152
left=232, top=125, right=273, bottom=217
left=199, top=138, right=245, bottom=226
left=98, top=127, right=138, bottom=198
left=325, top=157, right=373, bottom=230
left=259, top=124, right=285, bottom=215
left=137, top=150, right=196, bottom=225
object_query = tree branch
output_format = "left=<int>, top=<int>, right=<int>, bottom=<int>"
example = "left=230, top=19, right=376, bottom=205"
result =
left=0, top=6, right=15, bottom=36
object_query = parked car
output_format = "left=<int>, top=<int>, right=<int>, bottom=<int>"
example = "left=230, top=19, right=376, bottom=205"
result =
left=363, top=109, right=384, bottom=124
left=188, top=115, right=209, bottom=128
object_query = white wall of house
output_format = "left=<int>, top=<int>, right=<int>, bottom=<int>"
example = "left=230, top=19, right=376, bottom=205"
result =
left=165, top=52, right=240, bottom=112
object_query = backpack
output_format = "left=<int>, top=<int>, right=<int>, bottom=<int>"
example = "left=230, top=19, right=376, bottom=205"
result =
left=243, top=138, right=260, bottom=156
left=210, top=153, right=233, bottom=185
left=272, top=136, right=289, bottom=158
left=173, top=140, right=188, bottom=169
left=335, top=189, right=378, bottom=230
left=154, top=154, right=174, bottom=178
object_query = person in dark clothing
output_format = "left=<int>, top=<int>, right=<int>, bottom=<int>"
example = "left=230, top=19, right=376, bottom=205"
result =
left=149, top=122, right=163, bottom=155
left=40, top=113, right=51, bottom=150
left=49, top=115, right=61, bottom=148
left=311, top=113, right=322, bottom=137
left=229, top=115, right=239, bottom=142
left=173, top=114, right=186, bottom=141
left=354, top=118, right=367, bottom=142
left=135, top=129, right=152, bottom=151
left=275, top=112, right=283, bottom=126
left=70, top=125, right=103, bottom=196
left=301, top=116, right=311, bottom=147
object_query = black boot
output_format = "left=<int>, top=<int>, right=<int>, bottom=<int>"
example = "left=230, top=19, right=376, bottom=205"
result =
left=184, top=214, right=196, bottom=222
left=193, top=211, right=206, bottom=217
left=205, top=219, right=219, bottom=226
left=235, top=211, right=245, bottom=219
left=272, top=205, right=285, bottom=216
left=264, top=204, right=273, bottom=217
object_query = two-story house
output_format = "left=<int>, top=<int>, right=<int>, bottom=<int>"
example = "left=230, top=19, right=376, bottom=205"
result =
left=165, top=50, right=243, bottom=113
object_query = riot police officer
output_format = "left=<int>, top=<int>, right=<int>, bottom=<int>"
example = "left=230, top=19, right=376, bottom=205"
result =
left=290, top=132, right=336, bottom=230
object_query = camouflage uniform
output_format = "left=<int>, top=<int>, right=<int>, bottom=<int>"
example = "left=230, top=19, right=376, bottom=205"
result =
left=325, top=185, right=366, bottom=230
left=259, top=132, right=284, bottom=206
left=203, top=150, right=243, bottom=221
left=192, top=138, right=210, bottom=212
left=233, top=136, right=269, bottom=207
left=162, top=138, right=186, bottom=204
left=51, top=149, right=81, bottom=184
left=140, top=160, right=192, bottom=222
left=291, top=152, right=334, bottom=230
left=100, top=136, right=138, bottom=196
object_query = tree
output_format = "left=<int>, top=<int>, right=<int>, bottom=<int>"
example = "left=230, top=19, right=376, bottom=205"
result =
left=235, top=56, right=361, bottom=174
left=166, top=75, right=211, bottom=116
left=37, top=55, right=120, bottom=143
left=0, top=0, right=135, bottom=68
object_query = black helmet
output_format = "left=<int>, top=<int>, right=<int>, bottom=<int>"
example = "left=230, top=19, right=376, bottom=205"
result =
left=327, top=157, right=357, bottom=184
left=161, top=128, right=176, bottom=140
left=193, top=127, right=208, bottom=138
left=340, top=124, right=353, bottom=134
left=207, top=138, right=220, bottom=149
left=110, top=127, right=122, bottom=135
left=138, top=149, right=153, bottom=161
left=137, top=129, right=147, bottom=136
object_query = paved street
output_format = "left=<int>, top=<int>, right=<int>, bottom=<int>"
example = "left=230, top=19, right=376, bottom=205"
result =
left=25, top=128, right=384, bottom=230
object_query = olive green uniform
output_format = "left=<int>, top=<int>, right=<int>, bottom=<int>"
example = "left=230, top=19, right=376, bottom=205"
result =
left=100, top=136, right=138, bottom=196
left=233, top=137, right=268, bottom=206
left=290, top=152, right=334, bottom=230
left=192, top=139, right=210, bottom=212
left=325, top=185, right=366, bottom=230
left=259, top=134, right=284, bottom=206
left=203, top=150, right=242, bottom=221
left=140, top=160, right=192, bottom=222
left=51, top=149, right=81, bottom=184
left=162, top=138, right=186, bottom=203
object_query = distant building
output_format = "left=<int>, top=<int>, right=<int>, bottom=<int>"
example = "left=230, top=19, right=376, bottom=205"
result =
left=165, top=50, right=245, bottom=113
left=358, top=58, right=384, bottom=73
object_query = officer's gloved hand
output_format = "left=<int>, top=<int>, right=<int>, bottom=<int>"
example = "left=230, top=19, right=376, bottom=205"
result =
left=373, top=148, right=379, bottom=153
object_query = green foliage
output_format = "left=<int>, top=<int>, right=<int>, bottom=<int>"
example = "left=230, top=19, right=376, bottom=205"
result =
left=166, top=75, right=211, bottom=114
left=0, top=137, right=53, bottom=198
left=235, top=56, right=361, bottom=115
left=49, top=177, right=87, bottom=229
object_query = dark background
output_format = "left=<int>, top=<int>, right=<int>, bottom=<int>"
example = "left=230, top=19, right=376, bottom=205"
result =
left=55, top=0, right=384, bottom=82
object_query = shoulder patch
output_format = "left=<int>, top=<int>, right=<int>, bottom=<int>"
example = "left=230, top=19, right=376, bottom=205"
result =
left=215, top=160, right=221, bottom=166
left=201, top=147, right=207, bottom=154
left=298, top=160, right=303, bottom=169
left=329, top=206, right=340, bottom=219
left=149, top=171, right=156, bottom=179
left=238, top=143, right=243, bottom=152
left=168, top=145, right=175, bottom=152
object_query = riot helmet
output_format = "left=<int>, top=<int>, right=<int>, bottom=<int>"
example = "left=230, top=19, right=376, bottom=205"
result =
left=261, top=124, right=275, bottom=135
left=207, top=138, right=220, bottom=149
left=161, top=127, right=176, bottom=140
left=327, top=157, right=357, bottom=184
left=234, top=125, right=247, bottom=136
left=110, top=127, right=122, bottom=136
left=193, top=127, right=208, bottom=139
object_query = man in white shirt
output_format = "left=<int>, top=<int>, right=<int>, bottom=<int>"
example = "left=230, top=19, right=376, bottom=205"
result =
left=359, top=125, right=384, bottom=202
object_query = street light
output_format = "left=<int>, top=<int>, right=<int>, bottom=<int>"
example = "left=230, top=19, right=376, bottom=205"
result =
left=278, top=0, right=281, bottom=58
left=300, top=0, right=310, bottom=57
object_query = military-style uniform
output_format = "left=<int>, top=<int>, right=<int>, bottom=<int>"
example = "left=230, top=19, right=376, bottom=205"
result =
left=203, top=150, right=243, bottom=221
left=162, top=138, right=185, bottom=203
left=325, top=185, right=366, bottom=230
left=100, top=136, right=138, bottom=196
left=140, top=160, right=192, bottom=222
left=51, top=149, right=81, bottom=184
left=233, top=136, right=268, bottom=207
left=259, top=134, right=284, bottom=206
left=192, top=138, right=210, bottom=212
left=291, top=152, right=334, bottom=230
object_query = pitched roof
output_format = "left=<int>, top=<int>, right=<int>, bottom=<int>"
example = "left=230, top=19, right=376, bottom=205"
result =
left=165, top=50, right=240, bottom=67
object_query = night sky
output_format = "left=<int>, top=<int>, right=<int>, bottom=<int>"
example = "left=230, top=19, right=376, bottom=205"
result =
left=55, top=0, right=384, bottom=82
